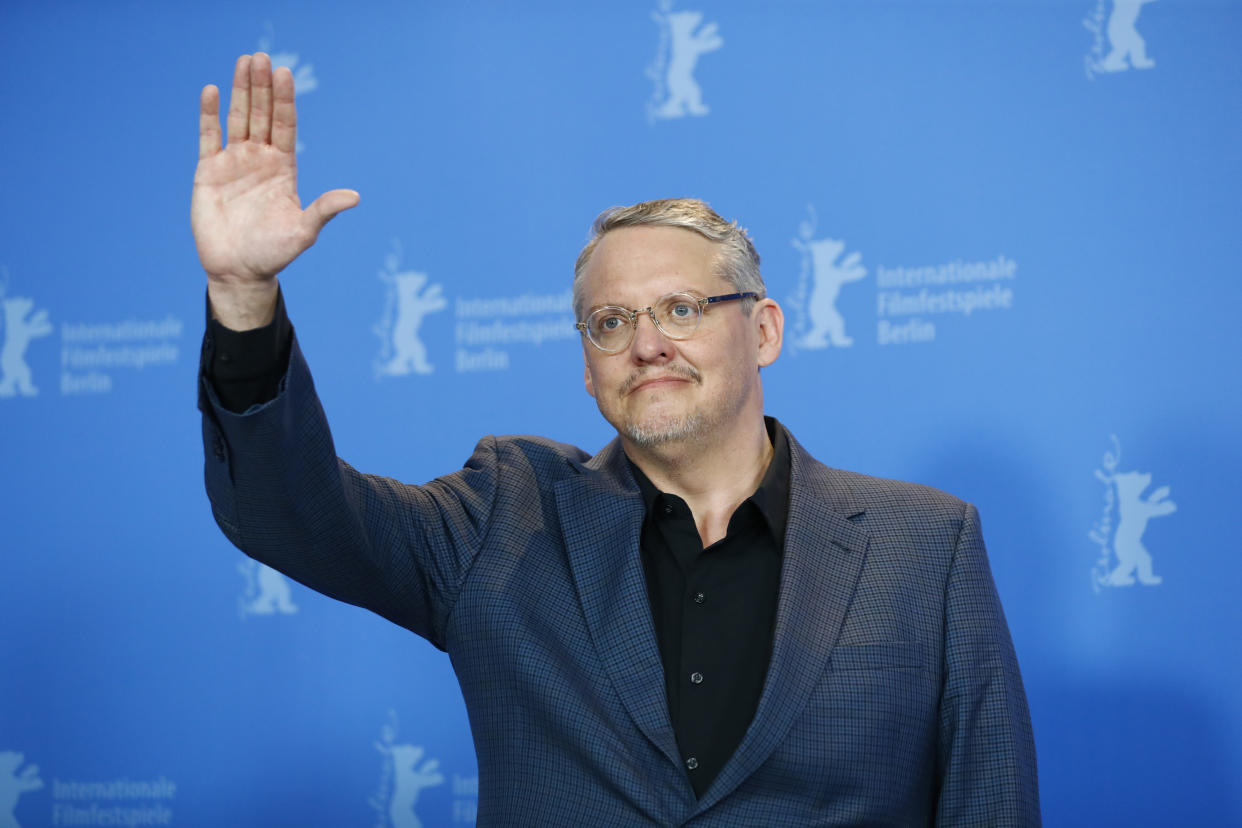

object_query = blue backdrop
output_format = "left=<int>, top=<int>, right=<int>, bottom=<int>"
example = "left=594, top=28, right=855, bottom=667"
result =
left=2, top=1, right=1240, bottom=825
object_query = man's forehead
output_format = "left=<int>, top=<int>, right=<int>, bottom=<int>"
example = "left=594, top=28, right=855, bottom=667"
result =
left=581, top=226, right=726, bottom=301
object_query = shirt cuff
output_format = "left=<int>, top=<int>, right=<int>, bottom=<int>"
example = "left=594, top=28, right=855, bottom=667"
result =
left=201, top=286, right=293, bottom=414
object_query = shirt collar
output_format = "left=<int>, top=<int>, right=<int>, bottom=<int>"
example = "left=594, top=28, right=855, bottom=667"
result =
left=626, top=416, right=791, bottom=547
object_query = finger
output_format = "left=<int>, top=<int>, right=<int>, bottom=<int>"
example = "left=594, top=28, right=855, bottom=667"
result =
left=199, top=85, right=222, bottom=159
left=226, top=54, right=252, bottom=144
left=270, top=66, right=297, bottom=154
left=249, top=51, right=274, bottom=145
left=305, top=189, right=361, bottom=233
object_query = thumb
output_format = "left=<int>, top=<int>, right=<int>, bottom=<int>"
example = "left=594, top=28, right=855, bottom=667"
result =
left=305, top=188, right=361, bottom=233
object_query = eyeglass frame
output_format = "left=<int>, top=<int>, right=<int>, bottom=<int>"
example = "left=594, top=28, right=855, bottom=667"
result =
left=575, top=291, right=760, bottom=354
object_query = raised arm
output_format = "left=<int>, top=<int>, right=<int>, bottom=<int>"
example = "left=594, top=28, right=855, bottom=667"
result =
left=191, top=53, right=359, bottom=330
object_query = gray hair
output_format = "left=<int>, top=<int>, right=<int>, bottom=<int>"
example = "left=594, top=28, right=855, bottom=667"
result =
left=572, top=198, right=765, bottom=319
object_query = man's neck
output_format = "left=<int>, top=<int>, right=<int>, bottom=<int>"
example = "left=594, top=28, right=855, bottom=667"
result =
left=624, top=416, right=774, bottom=547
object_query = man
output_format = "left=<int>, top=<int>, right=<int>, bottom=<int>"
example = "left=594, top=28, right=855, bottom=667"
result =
left=195, top=54, right=1039, bottom=826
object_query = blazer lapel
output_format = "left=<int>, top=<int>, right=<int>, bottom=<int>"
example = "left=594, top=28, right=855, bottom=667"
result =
left=697, top=428, right=872, bottom=811
left=555, top=439, right=683, bottom=769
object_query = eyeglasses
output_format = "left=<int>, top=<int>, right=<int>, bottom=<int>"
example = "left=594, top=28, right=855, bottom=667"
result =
left=576, top=291, right=758, bottom=353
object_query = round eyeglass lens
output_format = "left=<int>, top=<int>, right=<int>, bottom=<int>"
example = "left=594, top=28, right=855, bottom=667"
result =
left=588, top=309, right=632, bottom=351
left=655, top=293, right=702, bottom=336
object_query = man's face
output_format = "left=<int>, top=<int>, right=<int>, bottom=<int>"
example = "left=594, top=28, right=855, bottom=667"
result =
left=578, top=225, right=782, bottom=449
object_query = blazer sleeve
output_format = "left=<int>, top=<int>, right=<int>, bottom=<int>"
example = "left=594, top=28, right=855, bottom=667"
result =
left=935, top=503, right=1041, bottom=826
left=198, top=332, right=497, bottom=649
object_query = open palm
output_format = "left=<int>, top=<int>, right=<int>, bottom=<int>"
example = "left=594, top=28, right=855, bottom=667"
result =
left=192, top=53, right=357, bottom=286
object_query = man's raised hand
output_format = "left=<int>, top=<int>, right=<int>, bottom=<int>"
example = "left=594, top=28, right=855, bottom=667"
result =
left=192, top=53, right=359, bottom=329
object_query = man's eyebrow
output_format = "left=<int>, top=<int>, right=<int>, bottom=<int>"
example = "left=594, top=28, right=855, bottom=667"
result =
left=585, top=301, right=635, bottom=314
left=584, top=290, right=706, bottom=315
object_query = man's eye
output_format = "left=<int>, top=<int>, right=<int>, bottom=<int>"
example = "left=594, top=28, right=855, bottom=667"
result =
left=669, top=302, right=695, bottom=319
left=598, top=315, right=626, bottom=332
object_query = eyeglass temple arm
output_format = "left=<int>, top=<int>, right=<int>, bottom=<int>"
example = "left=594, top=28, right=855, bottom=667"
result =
left=703, top=291, right=759, bottom=305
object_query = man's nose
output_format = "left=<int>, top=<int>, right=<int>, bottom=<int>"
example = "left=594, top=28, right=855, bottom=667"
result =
left=630, top=310, right=672, bottom=362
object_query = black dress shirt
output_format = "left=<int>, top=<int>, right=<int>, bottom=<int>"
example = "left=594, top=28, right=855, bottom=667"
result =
left=629, top=423, right=788, bottom=797
left=203, top=291, right=791, bottom=798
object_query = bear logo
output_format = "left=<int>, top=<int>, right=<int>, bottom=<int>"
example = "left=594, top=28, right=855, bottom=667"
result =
left=374, top=243, right=447, bottom=378
left=238, top=559, right=299, bottom=618
left=1087, top=0, right=1157, bottom=77
left=0, top=292, right=53, bottom=399
left=1090, top=436, right=1176, bottom=589
left=789, top=206, right=867, bottom=350
left=371, top=713, right=444, bottom=828
left=647, top=1, right=723, bottom=121
left=0, top=751, right=43, bottom=828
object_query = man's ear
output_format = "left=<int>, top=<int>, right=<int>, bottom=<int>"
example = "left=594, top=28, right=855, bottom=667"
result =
left=754, top=298, right=784, bottom=368
left=584, top=359, right=596, bottom=398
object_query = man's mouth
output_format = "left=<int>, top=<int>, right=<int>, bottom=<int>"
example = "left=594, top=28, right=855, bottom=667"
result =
left=633, top=376, right=687, bottom=393
left=622, top=366, right=701, bottom=396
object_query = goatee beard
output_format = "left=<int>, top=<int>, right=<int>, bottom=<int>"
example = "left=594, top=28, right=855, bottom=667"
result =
left=624, top=411, right=709, bottom=448
left=615, top=364, right=709, bottom=447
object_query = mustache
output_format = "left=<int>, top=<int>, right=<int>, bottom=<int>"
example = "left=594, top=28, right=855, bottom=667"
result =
left=620, top=364, right=702, bottom=395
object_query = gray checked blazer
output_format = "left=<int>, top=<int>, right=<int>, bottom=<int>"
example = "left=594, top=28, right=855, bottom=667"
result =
left=200, top=337, right=1040, bottom=826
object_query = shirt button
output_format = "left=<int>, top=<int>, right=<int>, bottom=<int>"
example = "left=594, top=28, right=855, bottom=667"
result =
left=663, top=503, right=674, bottom=515
left=690, top=671, right=703, bottom=684
left=694, top=592, right=705, bottom=604
left=685, top=756, right=699, bottom=770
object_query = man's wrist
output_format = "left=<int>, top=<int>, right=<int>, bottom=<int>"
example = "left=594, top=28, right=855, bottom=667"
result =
left=207, top=278, right=280, bottom=331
